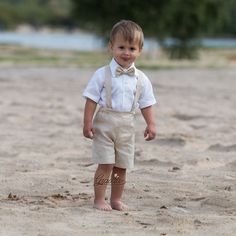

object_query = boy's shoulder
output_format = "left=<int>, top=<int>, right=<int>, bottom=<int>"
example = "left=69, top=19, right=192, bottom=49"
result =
left=91, top=65, right=108, bottom=80
left=135, top=68, right=149, bottom=83
left=136, top=68, right=146, bottom=77
left=93, top=65, right=107, bottom=75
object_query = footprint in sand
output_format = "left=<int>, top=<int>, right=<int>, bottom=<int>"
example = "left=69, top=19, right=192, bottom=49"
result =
left=138, top=159, right=178, bottom=168
left=201, top=196, right=233, bottom=209
left=225, top=160, right=236, bottom=171
left=155, top=137, right=186, bottom=147
left=190, top=124, right=206, bottom=130
left=0, top=77, right=12, bottom=83
left=0, top=151, right=19, bottom=158
left=136, top=220, right=153, bottom=228
left=208, top=143, right=236, bottom=152
left=172, top=113, right=204, bottom=121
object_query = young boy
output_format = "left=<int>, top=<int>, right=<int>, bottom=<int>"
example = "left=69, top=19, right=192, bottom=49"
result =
left=83, top=20, right=156, bottom=211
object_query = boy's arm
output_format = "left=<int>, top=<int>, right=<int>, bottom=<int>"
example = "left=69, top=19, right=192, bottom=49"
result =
left=83, top=98, right=97, bottom=139
left=141, top=106, right=156, bottom=141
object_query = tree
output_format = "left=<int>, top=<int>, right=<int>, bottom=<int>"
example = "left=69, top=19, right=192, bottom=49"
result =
left=219, top=0, right=236, bottom=36
left=71, top=0, right=228, bottom=59
left=158, top=0, right=228, bottom=59
left=0, top=0, right=73, bottom=29
left=71, top=0, right=165, bottom=37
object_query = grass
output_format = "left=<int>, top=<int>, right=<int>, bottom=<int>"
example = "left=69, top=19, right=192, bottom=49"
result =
left=137, top=47, right=236, bottom=69
left=0, top=44, right=236, bottom=69
left=0, top=45, right=110, bottom=67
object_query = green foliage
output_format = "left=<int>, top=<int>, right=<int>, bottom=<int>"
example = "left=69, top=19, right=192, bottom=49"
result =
left=0, top=0, right=73, bottom=29
left=219, top=0, right=236, bottom=36
left=158, top=0, right=228, bottom=59
left=0, top=0, right=235, bottom=60
left=71, top=0, right=230, bottom=59
left=0, top=2, right=21, bottom=29
left=71, top=0, right=165, bottom=36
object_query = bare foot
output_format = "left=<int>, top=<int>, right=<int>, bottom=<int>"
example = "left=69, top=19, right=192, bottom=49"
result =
left=110, top=201, right=128, bottom=211
left=93, top=200, right=112, bottom=211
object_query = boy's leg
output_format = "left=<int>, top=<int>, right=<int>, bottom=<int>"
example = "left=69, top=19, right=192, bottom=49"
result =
left=110, top=166, right=128, bottom=211
left=94, top=164, right=113, bottom=211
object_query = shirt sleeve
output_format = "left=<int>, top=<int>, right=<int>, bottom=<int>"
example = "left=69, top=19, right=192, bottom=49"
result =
left=138, top=75, right=157, bottom=109
left=82, top=67, right=105, bottom=103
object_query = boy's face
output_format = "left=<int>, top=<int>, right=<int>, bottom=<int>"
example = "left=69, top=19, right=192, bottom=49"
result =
left=109, top=33, right=142, bottom=69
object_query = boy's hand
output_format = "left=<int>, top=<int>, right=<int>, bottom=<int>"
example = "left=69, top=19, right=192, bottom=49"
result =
left=141, top=106, right=156, bottom=141
left=83, top=98, right=97, bottom=139
left=83, top=123, right=94, bottom=139
left=144, top=124, right=156, bottom=141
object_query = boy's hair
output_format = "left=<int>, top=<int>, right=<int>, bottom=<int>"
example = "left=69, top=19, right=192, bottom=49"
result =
left=109, top=20, right=144, bottom=50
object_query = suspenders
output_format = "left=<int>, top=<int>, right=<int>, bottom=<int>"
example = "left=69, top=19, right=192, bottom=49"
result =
left=104, top=66, right=113, bottom=109
left=104, top=65, right=144, bottom=113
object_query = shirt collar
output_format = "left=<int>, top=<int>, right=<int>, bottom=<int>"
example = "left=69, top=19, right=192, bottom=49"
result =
left=109, top=58, right=137, bottom=77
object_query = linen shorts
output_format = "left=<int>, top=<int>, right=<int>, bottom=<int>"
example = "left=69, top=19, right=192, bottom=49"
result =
left=92, top=108, right=135, bottom=169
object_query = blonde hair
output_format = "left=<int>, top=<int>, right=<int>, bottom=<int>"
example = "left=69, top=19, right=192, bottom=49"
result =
left=109, top=20, right=144, bottom=50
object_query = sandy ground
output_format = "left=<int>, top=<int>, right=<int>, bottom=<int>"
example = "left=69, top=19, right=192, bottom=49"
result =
left=0, top=67, right=235, bottom=236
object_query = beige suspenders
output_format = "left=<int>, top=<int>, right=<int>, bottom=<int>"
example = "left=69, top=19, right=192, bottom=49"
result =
left=104, top=66, right=144, bottom=113
left=104, top=66, right=113, bottom=109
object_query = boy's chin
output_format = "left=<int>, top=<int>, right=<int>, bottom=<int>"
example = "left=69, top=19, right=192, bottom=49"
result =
left=119, top=62, right=132, bottom=68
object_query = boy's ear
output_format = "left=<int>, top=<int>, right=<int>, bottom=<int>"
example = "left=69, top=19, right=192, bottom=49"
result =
left=108, top=41, right=113, bottom=51
left=137, top=47, right=142, bottom=57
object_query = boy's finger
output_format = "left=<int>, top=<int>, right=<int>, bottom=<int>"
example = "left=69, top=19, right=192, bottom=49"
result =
left=144, top=128, right=148, bottom=137
left=144, top=133, right=150, bottom=140
left=89, top=131, right=94, bottom=139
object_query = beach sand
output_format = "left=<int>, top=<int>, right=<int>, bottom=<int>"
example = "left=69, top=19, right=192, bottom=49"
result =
left=0, top=67, right=235, bottom=236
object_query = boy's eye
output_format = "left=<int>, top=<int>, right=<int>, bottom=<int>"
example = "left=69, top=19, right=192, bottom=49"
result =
left=130, top=47, right=136, bottom=51
left=119, top=46, right=124, bottom=49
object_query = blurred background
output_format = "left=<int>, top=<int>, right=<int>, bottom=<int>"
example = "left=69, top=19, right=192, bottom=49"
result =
left=0, top=0, right=236, bottom=68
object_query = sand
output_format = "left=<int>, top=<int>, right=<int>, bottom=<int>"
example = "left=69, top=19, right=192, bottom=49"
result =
left=0, top=67, right=235, bottom=236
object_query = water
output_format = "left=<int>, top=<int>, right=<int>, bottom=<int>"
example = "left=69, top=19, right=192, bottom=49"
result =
left=0, top=31, right=104, bottom=51
left=201, top=38, right=236, bottom=48
left=0, top=31, right=236, bottom=51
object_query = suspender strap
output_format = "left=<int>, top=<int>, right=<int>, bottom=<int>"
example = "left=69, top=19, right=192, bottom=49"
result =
left=131, top=76, right=142, bottom=112
left=104, top=66, right=112, bottom=109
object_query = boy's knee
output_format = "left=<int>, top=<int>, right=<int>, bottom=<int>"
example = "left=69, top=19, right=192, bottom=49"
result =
left=98, top=164, right=114, bottom=172
left=113, top=166, right=127, bottom=173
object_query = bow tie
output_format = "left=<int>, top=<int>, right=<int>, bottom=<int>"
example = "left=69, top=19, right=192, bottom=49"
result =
left=115, top=66, right=135, bottom=77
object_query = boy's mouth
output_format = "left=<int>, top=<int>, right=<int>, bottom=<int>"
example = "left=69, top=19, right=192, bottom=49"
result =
left=121, top=57, right=130, bottom=61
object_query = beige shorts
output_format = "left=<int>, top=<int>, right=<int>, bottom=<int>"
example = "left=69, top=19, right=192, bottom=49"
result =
left=92, top=108, right=135, bottom=169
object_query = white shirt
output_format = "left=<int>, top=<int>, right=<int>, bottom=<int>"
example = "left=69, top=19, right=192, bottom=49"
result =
left=83, top=58, right=156, bottom=112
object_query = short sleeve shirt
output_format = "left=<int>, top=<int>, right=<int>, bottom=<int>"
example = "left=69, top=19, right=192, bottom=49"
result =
left=83, top=58, right=156, bottom=112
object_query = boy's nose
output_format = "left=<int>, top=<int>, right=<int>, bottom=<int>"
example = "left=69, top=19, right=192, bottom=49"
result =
left=124, top=49, right=129, bottom=55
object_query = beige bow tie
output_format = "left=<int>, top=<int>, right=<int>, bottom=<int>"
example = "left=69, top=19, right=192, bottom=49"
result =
left=115, top=66, right=135, bottom=77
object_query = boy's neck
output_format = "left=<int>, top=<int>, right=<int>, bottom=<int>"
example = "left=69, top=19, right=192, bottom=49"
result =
left=113, top=58, right=134, bottom=69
